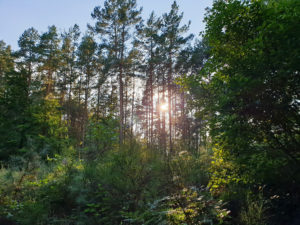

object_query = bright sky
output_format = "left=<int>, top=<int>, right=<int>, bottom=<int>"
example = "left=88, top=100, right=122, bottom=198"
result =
left=0, top=0, right=213, bottom=50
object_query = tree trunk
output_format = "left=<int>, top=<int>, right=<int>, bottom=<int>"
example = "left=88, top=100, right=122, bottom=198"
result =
left=167, top=54, right=173, bottom=153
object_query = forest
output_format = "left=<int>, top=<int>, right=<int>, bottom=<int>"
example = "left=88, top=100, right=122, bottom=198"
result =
left=0, top=0, right=299, bottom=224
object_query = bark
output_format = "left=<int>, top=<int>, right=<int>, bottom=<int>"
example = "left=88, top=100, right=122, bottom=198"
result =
left=167, top=53, right=173, bottom=152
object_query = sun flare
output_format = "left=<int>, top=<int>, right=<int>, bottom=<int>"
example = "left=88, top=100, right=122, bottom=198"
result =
left=160, top=103, right=168, bottom=112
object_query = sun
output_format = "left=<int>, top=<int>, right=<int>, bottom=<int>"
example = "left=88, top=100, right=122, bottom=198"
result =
left=160, top=103, right=168, bottom=112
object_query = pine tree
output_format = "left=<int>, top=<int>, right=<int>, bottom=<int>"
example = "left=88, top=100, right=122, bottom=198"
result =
left=161, top=1, right=192, bottom=152
left=136, top=12, right=162, bottom=146
left=38, top=25, right=61, bottom=96
left=175, top=39, right=210, bottom=150
left=90, top=0, right=142, bottom=145
left=0, top=42, right=28, bottom=160
left=0, top=41, right=14, bottom=92
left=59, top=25, right=80, bottom=115
left=16, top=27, right=40, bottom=97
left=77, top=33, right=97, bottom=146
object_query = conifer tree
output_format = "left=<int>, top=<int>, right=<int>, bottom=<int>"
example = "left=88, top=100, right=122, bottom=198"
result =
left=90, top=0, right=142, bottom=145
left=0, top=42, right=27, bottom=160
left=161, top=1, right=192, bottom=152
left=59, top=25, right=80, bottom=112
left=16, top=27, right=40, bottom=97
left=38, top=25, right=61, bottom=96
left=77, top=33, right=97, bottom=145
left=175, top=39, right=210, bottom=149
left=0, top=41, right=14, bottom=92
left=136, top=12, right=162, bottom=146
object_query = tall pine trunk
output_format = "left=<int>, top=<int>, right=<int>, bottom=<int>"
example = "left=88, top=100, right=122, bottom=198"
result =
left=167, top=53, right=173, bottom=152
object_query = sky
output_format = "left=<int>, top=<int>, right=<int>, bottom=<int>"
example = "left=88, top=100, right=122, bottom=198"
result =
left=0, top=0, right=213, bottom=50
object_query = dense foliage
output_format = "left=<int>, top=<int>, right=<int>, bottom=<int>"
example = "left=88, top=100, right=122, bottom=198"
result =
left=186, top=0, right=300, bottom=224
left=0, top=0, right=299, bottom=224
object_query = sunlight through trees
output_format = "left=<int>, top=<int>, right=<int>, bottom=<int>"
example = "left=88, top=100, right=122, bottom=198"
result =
left=0, top=0, right=299, bottom=224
